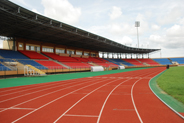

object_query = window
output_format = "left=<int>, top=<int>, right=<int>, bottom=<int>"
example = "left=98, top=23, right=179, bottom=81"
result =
left=91, top=53, right=96, bottom=57
left=42, top=47, right=54, bottom=52
left=19, top=44, right=22, bottom=48
left=26, top=45, right=29, bottom=50
left=56, top=49, right=65, bottom=53
left=31, top=46, right=34, bottom=51
left=76, top=51, right=82, bottom=55
left=67, top=50, right=74, bottom=55
left=35, top=46, right=40, bottom=52
left=84, top=52, right=89, bottom=56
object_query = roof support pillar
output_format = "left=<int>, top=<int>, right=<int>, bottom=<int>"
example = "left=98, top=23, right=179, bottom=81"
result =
left=53, top=46, right=56, bottom=54
left=18, top=7, right=20, bottom=13
left=125, top=53, right=127, bottom=59
left=35, top=14, right=38, bottom=20
left=102, top=52, right=104, bottom=58
left=13, top=37, right=17, bottom=51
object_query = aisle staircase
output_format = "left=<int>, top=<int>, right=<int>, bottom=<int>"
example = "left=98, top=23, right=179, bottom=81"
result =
left=25, top=65, right=46, bottom=76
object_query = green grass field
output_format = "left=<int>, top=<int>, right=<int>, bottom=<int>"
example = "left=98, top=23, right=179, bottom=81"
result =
left=157, top=66, right=184, bottom=104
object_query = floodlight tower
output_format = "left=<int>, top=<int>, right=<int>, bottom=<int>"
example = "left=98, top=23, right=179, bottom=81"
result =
left=135, top=21, right=140, bottom=48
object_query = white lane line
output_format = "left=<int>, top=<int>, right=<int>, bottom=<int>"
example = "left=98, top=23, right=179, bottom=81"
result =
left=131, top=79, right=143, bottom=123
left=0, top=108, right=35, bottom=110
left=0, top=78, right=90, bottom=103
left=96, top=79, right=131, bottom=123
left=64, top=114, right=98, bottom=117
left=149, top=70, right=184, bottom=120
left=0, top=80, right=70, bottom=97
left=11, top=78, right=111, bottom=123
left=113, top=108, right=135, bottom=111
left=53, top=79, right=123, bottom=123
left=0, top=80, right=71, bottom=93
left=0, top=78, right=100, bottom=113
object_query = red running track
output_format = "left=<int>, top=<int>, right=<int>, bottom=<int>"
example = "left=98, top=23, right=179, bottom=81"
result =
left=0, top=67, right=183, bottom=123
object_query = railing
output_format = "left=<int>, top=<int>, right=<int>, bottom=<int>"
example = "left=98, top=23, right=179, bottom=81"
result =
left=0, top=64, right=120, bottom=78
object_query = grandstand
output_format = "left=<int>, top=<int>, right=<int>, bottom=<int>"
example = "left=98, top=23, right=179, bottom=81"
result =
left=169, top=58, right=184, bottom=64
left=137, top=59, right=160, bottom=65
left=152, top=58, right=172, bottom=65
left=0, top=0, right=182, bottom=77
left=123, top=59, right=144, bottom=66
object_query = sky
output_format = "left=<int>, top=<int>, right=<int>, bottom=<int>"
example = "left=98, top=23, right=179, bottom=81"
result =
left=1, top=0, right=184, bottom=58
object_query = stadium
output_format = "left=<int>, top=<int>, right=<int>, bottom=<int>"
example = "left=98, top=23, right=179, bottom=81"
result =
left=0, top=0, right=184, bottom=122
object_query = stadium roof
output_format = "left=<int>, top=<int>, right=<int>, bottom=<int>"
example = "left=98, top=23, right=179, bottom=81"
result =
left=0, top=0, right=160, bottom=54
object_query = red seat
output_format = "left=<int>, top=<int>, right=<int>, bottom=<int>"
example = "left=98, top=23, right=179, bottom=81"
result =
left=137, top=59, right=160, bottom=65
left=35, top=60, right=66, bottom=69
left=123, top=59, right=144, bottom=66
left=62, top=62, right=92, bottom=68
left=19, top=50, right=48, bottom=59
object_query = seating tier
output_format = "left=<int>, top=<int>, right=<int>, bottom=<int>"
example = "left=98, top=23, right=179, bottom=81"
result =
left=170, top=58, right=184, bottom=64
left=123, top=59, right=144, bottom=66
left=0, top=49, right=29, bottom=59
left=35, top=60, right=66, bottom=69
left=153, top=58, right=172, bottom=65
left=17, top=59, right=47, bottom=69
left=19, top=50, right=48, bottom=59
left=0, top=63, right=11, bottom=71
left=62, top=62, right=92, bottom=68
left=137, top=59, right=160, bottom=65
left=42, top=52, right=79, bottom=62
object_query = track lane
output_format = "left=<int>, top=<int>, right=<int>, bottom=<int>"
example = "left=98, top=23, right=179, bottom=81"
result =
left=0, top=79, right=74, bottom=97
left=0, top=78, right=91, bottom=102
left=1, top=67, right=182, bottom=123
left=0, top=78, right=102, bottom=110
left=97, top=67, right=166, bottom=123
left=10, top=78, right=116, bottom=123
left=55, top=68, right=160, bottom=123
left=133, top=68, right=184, bottom=123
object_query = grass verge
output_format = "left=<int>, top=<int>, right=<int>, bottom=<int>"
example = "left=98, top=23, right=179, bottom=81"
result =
left=157, top=66, right=184, bottom=104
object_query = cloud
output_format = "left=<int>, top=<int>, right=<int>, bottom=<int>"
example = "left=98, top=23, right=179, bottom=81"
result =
left=152, top=24, right=160, bottom=31
left=166, top=24, right=184, bottom=37
left=10, top=0, right=28, bottom=7
left=149, top=24, right=184, bottom=49
left=109, top=6, right=122, bottom=20
left=119, top=36, right=133, bottom=45
left=149, top=35, right=165, bottom=43
left=157, top=6, right=184, bottom=25
left=42, top=0, right=81, bottom=25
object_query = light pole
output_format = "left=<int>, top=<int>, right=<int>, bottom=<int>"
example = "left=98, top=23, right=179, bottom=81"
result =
left=135, top=21, right=140, bottom=48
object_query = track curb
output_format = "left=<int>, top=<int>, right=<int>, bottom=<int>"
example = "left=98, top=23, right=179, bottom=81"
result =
left=149, top=70, right=184, bottom=119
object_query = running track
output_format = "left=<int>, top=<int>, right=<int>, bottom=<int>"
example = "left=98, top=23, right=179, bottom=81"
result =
left=0, top=67, right=183, bottom=123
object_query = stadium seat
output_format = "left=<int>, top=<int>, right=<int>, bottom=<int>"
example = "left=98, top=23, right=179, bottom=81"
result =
left=62, top=62, right=92, bottom=68
left=137, top=59, right=160, bottom=65
left=105, top=59, right=133, bottom=66
left=169, top=58, right=184, bottom=64
left=0, top=63, right=11, bottom=71
left=152, top=58, right=172, bottom=65
left=0, top=49, right=29, bottom=59
left=42, top=52, right=79, bottom=62
left=19, top=50, right=49, bottom=59
left=17, top=59, right=47, bottom=69
left=35, top=60, right=67, bottom=69
left=123, top=59, right=144, bottom=66
left=96, top=62, right=118, bottom=67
